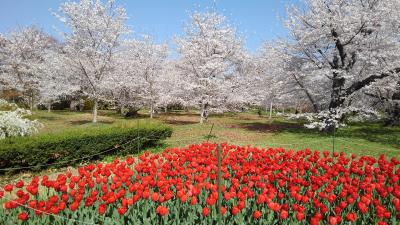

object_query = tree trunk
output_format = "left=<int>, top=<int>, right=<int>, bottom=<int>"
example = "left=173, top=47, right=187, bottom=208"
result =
left=29, top=95, right=34, bottom=111
left=200, top=103, right=208, bottom=124
left=269, top=101, right=273, bottom=119
left=117, top=102, right=125, bottom=116
left=92, top=98, right=98, bottom=123
left=47, top=102, right=51, bottom=113
left=323, top=75, right=346, bottom=132
left=150, top=103, right=154, bottom=119
left=328, top=76, right=346, bottom=110
left=164, top=107, right=167, bottom=113
left=70, top=101, right=75, bottom=111
left=292, top=74, right=319, bottom=112
left=200, top=105, right=205, bottom=124
left=79, top=99, right=84, bottom=111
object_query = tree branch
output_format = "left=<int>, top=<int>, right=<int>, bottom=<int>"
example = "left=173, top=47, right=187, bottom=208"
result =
left=345, top=68, right=400, bottom=96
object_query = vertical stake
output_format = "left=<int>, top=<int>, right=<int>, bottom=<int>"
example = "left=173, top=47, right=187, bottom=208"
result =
left=137, top=119, right=140, bottom=153
left=217, top=144, right=222, bottom=225
left=332, top=123, right=336, bottom=154
left=207, top=123, right=215, bottom=142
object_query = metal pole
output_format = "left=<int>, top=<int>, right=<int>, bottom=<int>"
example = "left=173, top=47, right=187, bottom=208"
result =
left=217, top=144, right=222, bottom=225
left=137, top=119, right=140, bottom=153
left=207, top=123, right=215, bottom=142
left=332, top=123, right=336, bottom=154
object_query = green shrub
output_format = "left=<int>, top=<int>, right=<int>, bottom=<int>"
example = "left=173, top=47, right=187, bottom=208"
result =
left=0, top=123, right=172, bottom=173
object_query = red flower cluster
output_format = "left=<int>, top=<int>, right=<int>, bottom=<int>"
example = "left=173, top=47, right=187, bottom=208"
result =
left=0, top=142, right=399, bottom=224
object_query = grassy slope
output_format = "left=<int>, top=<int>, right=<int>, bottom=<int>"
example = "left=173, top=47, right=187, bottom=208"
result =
left=29, top=110, right=399, bottom=159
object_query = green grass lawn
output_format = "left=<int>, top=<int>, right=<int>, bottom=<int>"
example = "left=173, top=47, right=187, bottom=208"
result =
left=29, top=109, right=399, bottom=159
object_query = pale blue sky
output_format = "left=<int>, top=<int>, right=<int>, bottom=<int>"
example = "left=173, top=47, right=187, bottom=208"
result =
left=0, top=0, right=301, bottom=52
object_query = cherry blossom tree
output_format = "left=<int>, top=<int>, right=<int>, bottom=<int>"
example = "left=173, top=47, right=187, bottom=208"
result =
left=124, top=37, right=167, bottom=118
left=156, top=61, right=190, bottom=111
left=55, top=0, right=129, bottom=122
left=0, top=26, right=55, bottom=110
left=267, top=0, right=400, bottom=130
left=0, top=34, right=6, bottom=93
left=175, top=11, right=245, bottom=123
left=363, top=79, right=400, bottom=126
left=110, top=37, right=167, bottom=118
left=37, top=48, right=80, bottom=112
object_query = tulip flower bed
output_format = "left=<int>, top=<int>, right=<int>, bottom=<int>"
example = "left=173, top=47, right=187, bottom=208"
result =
left=0, top=143, right=399, bottom=225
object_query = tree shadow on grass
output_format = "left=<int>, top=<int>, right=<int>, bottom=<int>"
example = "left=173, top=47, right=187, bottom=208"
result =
left=165, top=111, right=198, bottom=116
left=122, top=114, right=151, bottom=120
left=337, top=126, right=400, bottom=149
left=163, top=119, right=198, bottom=125
left=211, top=112, right=238, bottom=118
left=237, top=120, right=400, bottom=150
left=69, top=120, right=114, bottom=125
left=35, top=115, right=59, bottom=121
left=233, top=121, right=305, bottom=133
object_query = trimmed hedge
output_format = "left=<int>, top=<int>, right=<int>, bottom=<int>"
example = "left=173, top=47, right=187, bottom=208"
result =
left=0, top=124, right=172, bottom=173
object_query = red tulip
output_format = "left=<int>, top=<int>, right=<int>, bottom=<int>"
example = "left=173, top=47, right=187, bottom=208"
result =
left=15, top=180, right=24, bottom=188
left=98, top=204, right=106, bottom=215
left=151, top=192, right=159, bottom=202
left=117, top=207, right=127, bottom=216
left=156, top=206, right=169, bottom=216
left=18, top=212, right=29, bottom=221
left=253, top=210, right=262, bottom=219
left=221, top=206, right=227, bottom=215
left=231, top=206, right=239, bottom=215
left=190, top=196, right=198, bottom=205
left=202, top=207, right=210, bottom=217
left=296, top=212, right=305, bottom=221
left=70, top=201, right=79, bottom=211
left=4, top=184, right=13, bottom=192
left=329, top=216, right=338, bottom=225
left=280, top=210, right=288, bottom=219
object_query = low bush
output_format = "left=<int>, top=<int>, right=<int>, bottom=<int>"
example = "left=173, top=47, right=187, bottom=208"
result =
left=0, top=99, right=43, bottom=139
left=0, top=123, right=172, bottom=173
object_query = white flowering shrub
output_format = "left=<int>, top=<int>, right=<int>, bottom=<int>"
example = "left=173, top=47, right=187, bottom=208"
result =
left=288, top=107, right=379, bottom=131
left=0, top=99, right=43, bottom=139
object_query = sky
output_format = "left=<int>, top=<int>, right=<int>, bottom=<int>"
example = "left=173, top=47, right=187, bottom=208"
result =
left=0, top=0, right=301, bottom=53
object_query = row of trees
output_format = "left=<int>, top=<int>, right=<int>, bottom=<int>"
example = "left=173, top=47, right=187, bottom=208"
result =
left=0, top=0, right=250, bottom=124
left=1, top=0, right=399, bottom=128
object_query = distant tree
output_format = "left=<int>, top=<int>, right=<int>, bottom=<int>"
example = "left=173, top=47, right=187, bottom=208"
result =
left=0, top=26, right=55, bottom=110
left=38, top=48, right=80, bottom=112
left=55, top=0, right=129, bottom=122
left=156, top=61, right=191, bottom=111
left=115, top=37, right=167, bottom=118
left=175, top=11, right=245, bottom=123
